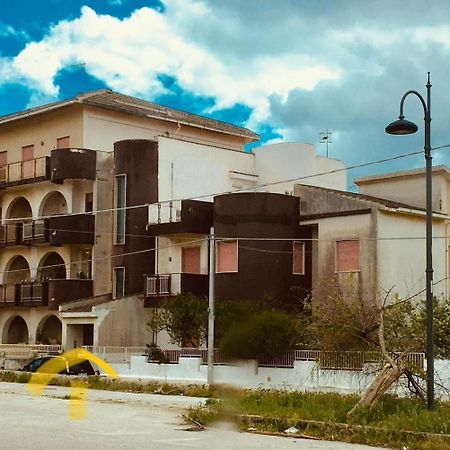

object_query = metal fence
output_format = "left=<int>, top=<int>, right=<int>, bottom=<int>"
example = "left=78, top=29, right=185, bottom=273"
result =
left=0, top=344, right=62, bottom=357
left=82, top=346, right=425, bottom=371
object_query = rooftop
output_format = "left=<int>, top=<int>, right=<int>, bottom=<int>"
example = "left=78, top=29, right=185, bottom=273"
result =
left=0, top=89, right=259, bottom=142
left=354, top=165, right=450, bottom=185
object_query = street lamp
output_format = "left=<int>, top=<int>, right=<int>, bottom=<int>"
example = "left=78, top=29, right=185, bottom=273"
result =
left=385, top=72, right=434, bottom=409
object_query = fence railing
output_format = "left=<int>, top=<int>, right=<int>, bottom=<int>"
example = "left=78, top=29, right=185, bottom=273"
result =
left=0, top=157, right=48, bottom=184
left=82, top=346, right=425, bottom=371
left=148, top=200, right=182, bottom=225
left=0, top=344, right=62, bottom=356
left=145, top=274, right=178, bottom=297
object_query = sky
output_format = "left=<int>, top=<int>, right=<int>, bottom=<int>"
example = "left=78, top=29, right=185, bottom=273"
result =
left=1, top=0, right=450, bottom=189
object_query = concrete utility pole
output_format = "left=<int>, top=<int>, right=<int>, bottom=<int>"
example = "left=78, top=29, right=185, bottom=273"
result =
left=207, top=227, right=215, bottom=385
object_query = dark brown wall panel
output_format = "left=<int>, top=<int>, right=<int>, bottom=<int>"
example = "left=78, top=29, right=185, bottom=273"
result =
left=113, top=140, right=158, bottom=295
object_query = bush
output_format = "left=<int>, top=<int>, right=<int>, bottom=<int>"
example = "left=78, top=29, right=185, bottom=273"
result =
left=220, top=310, right=299, bottom=359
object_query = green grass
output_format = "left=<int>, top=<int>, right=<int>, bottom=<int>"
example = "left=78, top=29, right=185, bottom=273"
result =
left=0, top=370, right=216, bottom=398
left=185, top=390, right=450, bottom=449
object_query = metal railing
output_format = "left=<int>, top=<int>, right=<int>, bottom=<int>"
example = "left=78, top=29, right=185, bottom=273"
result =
left=0, top=223, right=18, bottom=245
left=81, top=346, right=426, bottom=371
left=22, top=220, right=45, bottom=241
left=0, top=344, right=62, bottom=357
left=148, top=200, right=182, bottom=225
left=83, top=346, right=147, bottom=363
left=0, top=157, right=48, bottom=184
left=20, top=283, right=43, bottom=305
left=146, top=274, right=173, bottom=297
left=0, top=284, right=17, bottom=304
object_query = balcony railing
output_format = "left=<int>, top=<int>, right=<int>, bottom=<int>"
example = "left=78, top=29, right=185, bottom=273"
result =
left=148, top=201, right=182, bottom=225
left=144, top=273, right=208, bottom=306
left=0, top=278, right=94, bottom=308
left=22, top=220, right=45, bottom=242
left=0, top=157, right=49, bottom=186
left=0, top=223, right=19, bottom=245
left=146, top=274, right=173, bottom=297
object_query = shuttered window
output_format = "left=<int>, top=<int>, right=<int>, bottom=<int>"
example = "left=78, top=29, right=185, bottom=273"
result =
left=336, top=240, right=360, bottom=272
left=56, top=136, right=70, bottom=149
left=182, top=247, right=201, bottom=274
left=216, top=240, right=238, bottom=273
left=22, top=145, right=34, bottom=179
left=293, top=241, right=305, bottom=274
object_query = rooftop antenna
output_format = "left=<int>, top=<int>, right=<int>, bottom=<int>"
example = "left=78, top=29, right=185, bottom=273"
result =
left=319, top=130, right=333, bottom=158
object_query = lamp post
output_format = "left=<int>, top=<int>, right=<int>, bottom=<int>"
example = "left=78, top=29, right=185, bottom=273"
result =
left=385, top=72, right=434, bottom=409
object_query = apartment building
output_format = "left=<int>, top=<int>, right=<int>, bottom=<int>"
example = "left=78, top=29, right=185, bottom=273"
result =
left=0, top=89, right=347, bottom=349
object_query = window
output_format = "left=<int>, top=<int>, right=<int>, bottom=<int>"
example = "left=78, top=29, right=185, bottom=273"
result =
left=113, top=267, right=125, bottom=298
left=115, top=175, right=126, bottom=244
left=182, top=247, right=201, bottom=274
left=293, top=241, right=305, bottom=275
left=22, top=145, right=34, bottom=179
left=85, top=192, right=93, bottom=212
left=56, top=136, right=70, bottom=149
left=336, top=240, right=360, bottom=273
left=216, top=240, right=238, bottom=273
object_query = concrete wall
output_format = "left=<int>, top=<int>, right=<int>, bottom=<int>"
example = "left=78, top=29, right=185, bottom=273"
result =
left=356, top=169, right=449, bottom=214
left=83, top=107, right=247, bottom=153
left=376, top=209, right=448, bottom=299
left=109, top=356, right=398, bottom=395
left=0, top=107, right=84, bottom=160
left=95, top=295, right=153, bottom=347
left=302, top=211, right=377, bottom=305
left=157, top=137, right=257, bottom=202
left=255, top=143, right=347, bottom=193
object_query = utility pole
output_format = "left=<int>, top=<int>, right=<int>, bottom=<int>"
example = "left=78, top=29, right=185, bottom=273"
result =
left=207, top=227, right=215, bottom=385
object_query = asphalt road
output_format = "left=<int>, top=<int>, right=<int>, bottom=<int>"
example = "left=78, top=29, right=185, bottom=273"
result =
left=0, top=382, right=383, bottom=449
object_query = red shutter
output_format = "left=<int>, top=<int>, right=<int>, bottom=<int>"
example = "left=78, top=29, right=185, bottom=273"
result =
left=182, top=247, right=201, bottom=274
left=0, top=151, right=7, bottom=166
left=57, top=136, right=70, bottom=149
left=336, top=240, right=360, bottom=272
left=293, top=241, right=305, bottom=274
left=22, top=145, right=34, bottom=179
left=216, top=240, right=238, bottom=273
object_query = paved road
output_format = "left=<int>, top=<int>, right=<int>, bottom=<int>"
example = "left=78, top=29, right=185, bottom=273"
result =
left=0, top=382, right=384, bottom=449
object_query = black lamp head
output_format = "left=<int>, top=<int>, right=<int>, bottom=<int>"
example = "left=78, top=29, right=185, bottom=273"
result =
left=385, top=116, right=418, bottom=135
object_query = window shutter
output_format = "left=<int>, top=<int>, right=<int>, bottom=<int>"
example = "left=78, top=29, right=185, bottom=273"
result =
left=336, top=240, right=360, bottom=272
left=216, top=240, right=238, bottom=273
left=182, top=247, right=201, bottom=274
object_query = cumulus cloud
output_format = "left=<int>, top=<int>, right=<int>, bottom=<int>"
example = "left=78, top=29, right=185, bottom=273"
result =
left=2, top=0, right=450, bottom=178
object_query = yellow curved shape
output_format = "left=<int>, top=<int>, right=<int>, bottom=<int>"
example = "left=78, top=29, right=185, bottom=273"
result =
left=27, top=348, right=119, bottom=420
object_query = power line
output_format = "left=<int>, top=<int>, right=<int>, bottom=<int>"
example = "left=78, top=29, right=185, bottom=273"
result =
left=5, top=144, right=448, bottom=223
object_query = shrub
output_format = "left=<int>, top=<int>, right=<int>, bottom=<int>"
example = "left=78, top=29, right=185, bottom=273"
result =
left=220, top=310, right=299, bottom=359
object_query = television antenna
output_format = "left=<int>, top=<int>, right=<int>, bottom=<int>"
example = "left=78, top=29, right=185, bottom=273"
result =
left=320, top=130, right=333, bottom=157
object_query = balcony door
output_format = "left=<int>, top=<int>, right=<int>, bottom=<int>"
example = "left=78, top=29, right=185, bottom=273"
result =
left=22, top=145, right=34, bottom=179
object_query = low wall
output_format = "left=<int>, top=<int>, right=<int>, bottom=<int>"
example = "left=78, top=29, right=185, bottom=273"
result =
left=109, top=356, right=380, bottom=394
left=107, top=357, right=450, bottom=397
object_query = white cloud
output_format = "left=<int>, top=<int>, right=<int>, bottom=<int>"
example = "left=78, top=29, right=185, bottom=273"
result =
left=1, top=2, right=340, bottom=128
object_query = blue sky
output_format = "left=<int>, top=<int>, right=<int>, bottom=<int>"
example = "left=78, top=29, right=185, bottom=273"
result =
left=1, top=0, right=450, bottom=187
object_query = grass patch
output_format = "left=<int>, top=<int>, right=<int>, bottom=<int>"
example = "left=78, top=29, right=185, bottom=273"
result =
left=0, top=370, right=217, bottom=398
left=186, top=390, right=450, bottom=450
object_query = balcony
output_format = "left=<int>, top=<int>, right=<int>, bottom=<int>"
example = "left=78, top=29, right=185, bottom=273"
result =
left=147, top=200, right=213, bottom=236
left=0, top=148, right=97, bottom=190
left=0, top=214, right=94, bottom=247
left=0, top=157, right=50, bottom=188
left=50, top=148, right=96, bottom=184
left=144, top=273, right=208, bottom=307
left=0, top=279, right=93, bottom=309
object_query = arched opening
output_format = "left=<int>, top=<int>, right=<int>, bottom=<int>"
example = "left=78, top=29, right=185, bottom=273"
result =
left=38, top=252, right=66, bottom=281
left=36, top=315, right=62, bottom=345
left=4, top=256, right=31, bottom=284
left=39, top=191, right=68, bottom=217
left=5, top=316, right=29, bottom=344
left=6, top=197, right=32, bottom=221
